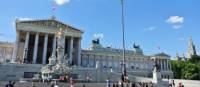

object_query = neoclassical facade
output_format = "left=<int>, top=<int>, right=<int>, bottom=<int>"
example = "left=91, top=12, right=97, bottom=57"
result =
left=12, top=18, right=83, bottom=65
left=81, top=39, right=173, bottom=78
left=6, top=17, right=173, bottom=79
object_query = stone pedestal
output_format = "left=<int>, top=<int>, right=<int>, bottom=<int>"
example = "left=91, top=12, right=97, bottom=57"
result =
left=152, top=67, right=169, bottom=87
left=153, top=67, right=162, bottom=84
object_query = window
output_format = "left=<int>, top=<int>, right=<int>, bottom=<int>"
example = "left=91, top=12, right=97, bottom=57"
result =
left=89, top=60, right=94, bottom=67
left=83, top=60, right=87, bottom=67
left=24, top=72, right=37, bottom=78
left=108, top=62, right=112, bottom=67
left=131, top=66, right=134, bottom=69
left=114, top=61, right=118, bottom=67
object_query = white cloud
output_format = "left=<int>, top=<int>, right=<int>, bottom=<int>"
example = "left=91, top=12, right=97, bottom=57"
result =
left=54, top=0, right=70, bottom=5
left=166, top=16, right=184, bottom=29
left=144, top=26, right=157, bottom=31
left=94, top=33, right=104, bottom=39
left=167, top=16, right=184, bottom=24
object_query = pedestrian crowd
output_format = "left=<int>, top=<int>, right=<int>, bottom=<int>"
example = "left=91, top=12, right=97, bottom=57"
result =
left=168, top=80, right=184, bottom=87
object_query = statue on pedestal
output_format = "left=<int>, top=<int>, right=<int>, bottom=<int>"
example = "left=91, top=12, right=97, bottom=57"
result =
left=56, top=28, right=65, bottom=64
left=40, top=28, right=71, bottom=79
left=133, top=43, right=143, bottom=54
left=154, top=63, right=161, bottom=72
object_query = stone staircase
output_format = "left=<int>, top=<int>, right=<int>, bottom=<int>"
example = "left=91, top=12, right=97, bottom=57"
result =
left=0, top=82, right=154, bottom=87
left=0, top=82, right=107, bottom=87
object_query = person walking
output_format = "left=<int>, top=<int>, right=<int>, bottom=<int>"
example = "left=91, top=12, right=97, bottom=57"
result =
left=106, top=78, right=111, bottom=87
left=70, top=77, right=74, bottom=87
left=5, top=81, right=14, bottom=87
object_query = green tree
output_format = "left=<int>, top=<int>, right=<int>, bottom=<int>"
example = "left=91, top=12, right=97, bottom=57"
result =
left=189, top=55, right=200, bottom=63
left=182, top=63, right=199, bottom=80
left=171, top=60, right=186, bottom=79
left=171, top=55, right=200, bottom=80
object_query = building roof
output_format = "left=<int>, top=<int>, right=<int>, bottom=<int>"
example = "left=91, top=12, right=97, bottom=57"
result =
left=154, top=52, right=170, bottom=57
left=16, top=17, right=84, bottom=33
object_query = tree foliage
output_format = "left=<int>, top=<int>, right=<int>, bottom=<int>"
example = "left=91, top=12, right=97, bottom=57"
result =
left=171, top=55, right=200, bottom=80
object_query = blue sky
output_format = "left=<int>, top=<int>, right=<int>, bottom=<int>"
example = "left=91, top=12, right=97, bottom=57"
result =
left=0, top=0, right=199, bottom=58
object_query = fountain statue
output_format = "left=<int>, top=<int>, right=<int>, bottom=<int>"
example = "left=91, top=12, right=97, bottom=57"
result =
left=39, top=28, right=71, bottom=79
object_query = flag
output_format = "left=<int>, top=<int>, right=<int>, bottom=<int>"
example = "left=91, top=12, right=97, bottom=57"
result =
left=52, top=3, right=57, bottom=12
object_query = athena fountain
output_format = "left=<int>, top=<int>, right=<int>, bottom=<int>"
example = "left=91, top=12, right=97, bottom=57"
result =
left=40, top=28, right=71, bottom=79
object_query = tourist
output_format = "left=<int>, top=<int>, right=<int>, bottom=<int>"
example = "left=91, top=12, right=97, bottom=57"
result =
left=54, top=83, right=59, bottom=87
left=86, top=75, right=90, bottom=83
left=51, top=81, right=54, bottom=87
left=178, top=82, right=184, bottom=87
left=83, top=84, right=86, bottom=87
left=131, top=82, right=135, bottom=87
left=42, top=75, right=47, bottom=83
left=5, top=81, right=14, bottom=87
left=106, top=78, right=111, bottom=87
left=65, top=75, right=69, bottom=82
left=113, top=83, right=116, bottom=87
left=125, top=83, right=129, bottom=87
left=70, top=77, right=74, bottom=87
left=172, top=80, right=175, bottom=87
left=116, top=83, right=119, bottom=87
left=31, top=82, right=35, bottom=87
left=178, top=83, right=182, bottom=87
left=149, top=82, right=153, bottom=87
left=121, top=82, right=124, bottom=87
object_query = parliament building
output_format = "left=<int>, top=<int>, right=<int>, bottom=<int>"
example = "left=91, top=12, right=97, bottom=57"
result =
left=0, top=17, right=173, bottom=81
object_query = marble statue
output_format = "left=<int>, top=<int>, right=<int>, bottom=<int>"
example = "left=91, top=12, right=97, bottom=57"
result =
left=40, top=28, right=71, bottom=79
left=56, top=28, right=65, bottom=64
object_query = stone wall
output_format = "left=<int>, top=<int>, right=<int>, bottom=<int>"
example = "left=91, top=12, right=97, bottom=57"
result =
left=0, top=63, right=42, bottom=81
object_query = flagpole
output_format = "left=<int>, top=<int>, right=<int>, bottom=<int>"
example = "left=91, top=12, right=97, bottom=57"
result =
left=51, top=2, right=57, bottom=19
left=120, top=0, right=127, bottom=82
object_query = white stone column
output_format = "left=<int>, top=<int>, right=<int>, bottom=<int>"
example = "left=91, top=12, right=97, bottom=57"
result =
left=69, top=37, right=74, bottom=65
left=62, top=36, right=65, bottom=60
left=158, top=59, right=160, bottom=70
left=161, top=59, right=163, bottom=71
left=23, top=32, right=30, bottom=63
left=166, top=60, right=169, bottom=71
left=163, top=59, right=166, bottom=71
left=33, top=33, right=39, bottom=64
left=77, top=38, right=81, bottom=66
left=12, top=31, right=20, bottom=63
left=3, top=48, right=6, bottom=63
left=52, top=35, right=56, bottom=56
left=42, top=34, right=48, bottom=64
left=169, top=60, right=172, bottom=70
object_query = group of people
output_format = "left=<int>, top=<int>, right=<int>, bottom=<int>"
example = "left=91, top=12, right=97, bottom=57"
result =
left=50, top=81, right=59, bottom=87
left=107, top=82, right=154, bottom=87
left=5, top=81, right=15, bottom=87
left=106, top=78, right=153, bottom=87
left=169, top=80, right=184, bottom=87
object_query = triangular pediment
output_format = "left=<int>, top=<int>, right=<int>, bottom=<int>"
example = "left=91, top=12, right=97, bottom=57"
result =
left=17, top=19, right=83, bottom=33
left=154, top=52, right=170, bottom=57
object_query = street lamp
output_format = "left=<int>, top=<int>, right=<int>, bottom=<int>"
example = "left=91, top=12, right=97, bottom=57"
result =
left=120, top=0, right=127, bottom=82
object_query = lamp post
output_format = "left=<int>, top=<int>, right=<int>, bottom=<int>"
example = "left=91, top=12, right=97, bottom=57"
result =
left=120, top=0, right=127, bottom=82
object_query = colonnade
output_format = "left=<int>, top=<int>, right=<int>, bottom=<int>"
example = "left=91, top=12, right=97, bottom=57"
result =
left=12, top=30, right=81, bottom=65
